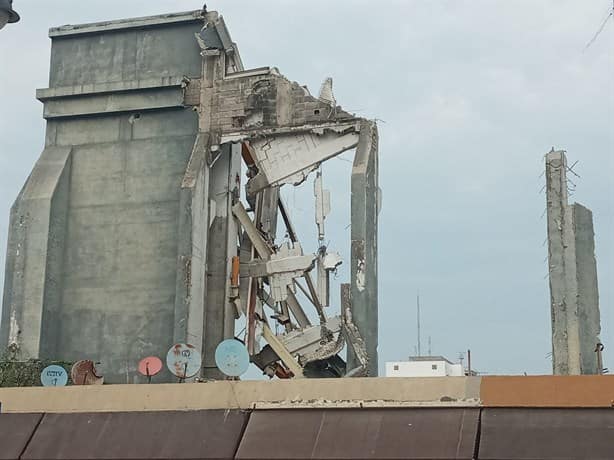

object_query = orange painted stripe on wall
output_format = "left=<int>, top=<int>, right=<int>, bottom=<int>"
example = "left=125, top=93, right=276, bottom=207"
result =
left=480, top=375, right=614, bottom=408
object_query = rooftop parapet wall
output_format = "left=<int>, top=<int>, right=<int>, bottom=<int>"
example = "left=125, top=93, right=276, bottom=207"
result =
left=2, top=376, right=614, bottom=413
left=0, top=377, right=480, bottom=413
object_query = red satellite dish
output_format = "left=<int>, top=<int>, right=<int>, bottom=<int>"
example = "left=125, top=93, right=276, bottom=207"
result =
left=70, top=360, right=104, bottom=385
left=138, top=356, right=163, bottom=379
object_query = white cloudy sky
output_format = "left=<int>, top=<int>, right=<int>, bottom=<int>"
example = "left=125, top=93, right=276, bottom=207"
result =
left=0, top=1, right=612, bottom=375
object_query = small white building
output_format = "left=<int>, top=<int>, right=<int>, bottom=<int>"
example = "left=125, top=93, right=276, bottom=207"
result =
left=385, top=356, right=464, bottom=377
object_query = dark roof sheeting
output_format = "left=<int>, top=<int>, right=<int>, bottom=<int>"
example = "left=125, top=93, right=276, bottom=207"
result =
left=236, top=408, right=480, bottom=459
left=21, top=410, right=248, bottom=460
left=479, top=408, right=614, bottom=459
left=0, top=413, right=43, bottom=460
left=6, top=407, right=614, bottom=459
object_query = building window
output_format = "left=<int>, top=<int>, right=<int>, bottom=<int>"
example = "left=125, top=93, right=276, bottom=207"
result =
left=432, top=364, right=438, bottom=370
left=393, top=365, right=399, bottom=371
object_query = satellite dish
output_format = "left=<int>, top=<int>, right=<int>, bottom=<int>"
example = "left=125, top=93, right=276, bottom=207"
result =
left=215, top=339, right=250, bottom=377
left=70, top=360, right=104, bottom=385
left=166, top=343, right=201, bottom=379
left=40, top=365, right=68, bottom=387
left=138, top=356, right=163, bottom=383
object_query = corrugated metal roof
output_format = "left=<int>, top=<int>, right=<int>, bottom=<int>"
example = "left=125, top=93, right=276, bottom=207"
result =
left=0, top=413, right=43, bottom=460
left=236, top=408, right=479, bottom=459
left=479, top=408, right=614, bottom=459
left=21, top=410, right=248, bottom=460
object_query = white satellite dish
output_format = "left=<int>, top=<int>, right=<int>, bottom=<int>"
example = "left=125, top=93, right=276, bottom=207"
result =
left=166, top=343, right=202, bottom=380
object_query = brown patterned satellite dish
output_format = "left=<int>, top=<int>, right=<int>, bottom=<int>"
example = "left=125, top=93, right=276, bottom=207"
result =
left=70, top=360, right=104, bottom=385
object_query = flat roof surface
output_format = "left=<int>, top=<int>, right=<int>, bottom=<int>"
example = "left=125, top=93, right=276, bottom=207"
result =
left=49, top=10, right=205, bottom=37
left=407, top=355, right=455, bottom=364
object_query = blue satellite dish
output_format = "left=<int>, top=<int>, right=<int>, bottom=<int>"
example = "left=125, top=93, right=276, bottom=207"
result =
left=215, top=339, right=250, bottom=377
left=40, top=365, right=68, bottom=387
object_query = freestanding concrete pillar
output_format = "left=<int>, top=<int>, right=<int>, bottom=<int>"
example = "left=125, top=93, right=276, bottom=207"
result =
left=545, top=150, right=601, bottom=375
left=347, top=121, right=379, bottom=376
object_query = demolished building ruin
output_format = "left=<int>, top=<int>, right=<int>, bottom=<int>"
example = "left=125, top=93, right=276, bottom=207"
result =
left=0, top=9, right=380, bottom=382
left=545, top=149, right=601, bottom=375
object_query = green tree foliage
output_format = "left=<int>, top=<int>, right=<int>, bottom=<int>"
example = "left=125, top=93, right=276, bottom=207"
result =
left=0, top=348, right=72, bottom=387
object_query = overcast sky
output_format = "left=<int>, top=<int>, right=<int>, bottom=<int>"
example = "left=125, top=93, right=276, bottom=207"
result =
left=0, top=1, right=612, bottom=376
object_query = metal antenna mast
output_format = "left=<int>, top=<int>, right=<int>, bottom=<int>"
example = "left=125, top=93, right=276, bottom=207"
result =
left=417, top=291, right=421, bottom=357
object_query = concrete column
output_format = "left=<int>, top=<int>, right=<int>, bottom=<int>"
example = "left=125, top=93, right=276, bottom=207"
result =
left=201, top=143, right=241, bottom=379
left=0, top=147, right=72, bottom=358
left=348, top=121, right=379, bottom=376
left=545, top=150, right=601, bottom=375
left=174, top=13, right=229, bottom=373
left=174, top=134, right=209, bottom=352
left=545, top=150, right=573, bottom=374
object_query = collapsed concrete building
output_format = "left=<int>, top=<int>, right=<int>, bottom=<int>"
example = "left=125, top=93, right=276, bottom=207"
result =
left=545, top=150, right=601, bottom=375
left=0, top=9, right=379, bottom=382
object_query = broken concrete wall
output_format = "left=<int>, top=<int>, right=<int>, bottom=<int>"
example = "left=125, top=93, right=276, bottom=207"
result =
left=213, top=67, right=378, bottom=375
left=204, top=70, right=353, bottom=133
left=182, top=69, right=358, bottom=141
left=572, top=204, right=601, bottom=374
